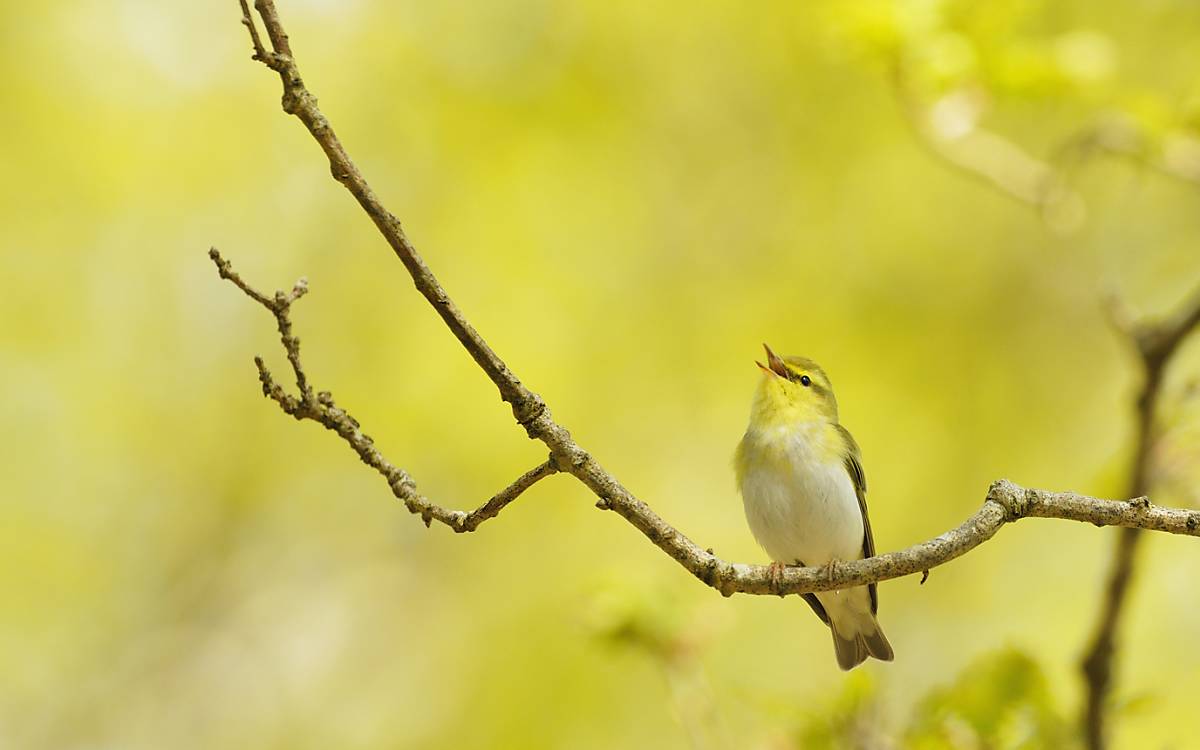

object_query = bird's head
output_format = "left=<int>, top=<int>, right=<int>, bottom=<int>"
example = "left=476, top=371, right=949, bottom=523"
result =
left=750, top=344, right=839, bottom=427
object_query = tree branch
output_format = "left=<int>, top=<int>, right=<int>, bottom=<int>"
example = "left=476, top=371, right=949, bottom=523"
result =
left=208, top=247, right=1200, bottom=599
left=224, top=0, right=1199, bottom=605
left=209, top=248, right=559, bottom=533
left=1080, top=285, right=1200, bottom=750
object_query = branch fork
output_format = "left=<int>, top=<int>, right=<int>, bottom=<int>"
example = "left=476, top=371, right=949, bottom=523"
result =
left=1079, top=284, right=1200, bottom=749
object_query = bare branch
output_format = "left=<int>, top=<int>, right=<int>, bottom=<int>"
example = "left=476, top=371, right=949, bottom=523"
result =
left=212, top=247, right=1200, bottom=598
left=209, top=248, right=558, bottom=533
left=458, top=461, right=562, bottom=532
left=1081, top=284, right=1200, bottom=750
left=892, top=76, right=1200, bottom=244
left=701, top=479, right=1199, bottom=597
left=210, top=245, right=276, bottom=308
left=235, top=0, right=547, bottom=434
left=237, top=0, right=268, bottom=62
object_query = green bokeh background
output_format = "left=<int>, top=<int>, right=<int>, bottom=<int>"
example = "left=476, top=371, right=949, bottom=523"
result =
left=3, top=1, right=1199, bottom=748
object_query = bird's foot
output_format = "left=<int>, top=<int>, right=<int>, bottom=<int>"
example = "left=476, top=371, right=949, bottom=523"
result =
left=767, top=561, right=788, bottom=589
left=821, top=558, right=843, bottom=585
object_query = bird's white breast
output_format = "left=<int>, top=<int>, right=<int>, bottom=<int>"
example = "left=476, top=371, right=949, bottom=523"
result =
left=738, top=424, right=865, bottom=567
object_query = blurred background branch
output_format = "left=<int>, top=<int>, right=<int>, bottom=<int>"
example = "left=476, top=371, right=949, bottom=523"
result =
left=892, top=70, right=1200, bottom=239
left=1081, top=285, right=1200, bottom=750
left=891, top=63, right=1086, bottom=234
left=855, top=7, right=1200, bottom=745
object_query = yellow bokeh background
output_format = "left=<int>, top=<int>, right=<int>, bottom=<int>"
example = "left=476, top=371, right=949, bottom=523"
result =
left=3, top=1, right=1199, bottom=748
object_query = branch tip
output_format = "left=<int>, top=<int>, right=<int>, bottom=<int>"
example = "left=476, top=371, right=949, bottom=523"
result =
left=237, top=0, right=269, bottom=62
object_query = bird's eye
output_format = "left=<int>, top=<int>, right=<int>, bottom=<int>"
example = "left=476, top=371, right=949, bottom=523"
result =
left=799, top=375, right=812, bottom=387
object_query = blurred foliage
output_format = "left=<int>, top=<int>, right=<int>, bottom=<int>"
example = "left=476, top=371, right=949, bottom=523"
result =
left=904, top=650, right=1074, bottom=750
left=793, top=649, right=1076, bottom=750
left=827, top=0, right=1200, bottom=205
left=2, top=0, right=1200, bottom=748
left=794, top=672, right=890, bottom=750
left=587, top=580, right=732, bottom=750
left=827, top=0, right=1120, bottom=97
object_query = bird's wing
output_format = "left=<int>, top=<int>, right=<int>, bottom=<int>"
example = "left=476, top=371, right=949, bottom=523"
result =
left=836, top=424, right=878, bottom=615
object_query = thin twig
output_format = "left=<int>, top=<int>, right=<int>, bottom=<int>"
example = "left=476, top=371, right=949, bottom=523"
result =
left=209, top=248, right=559, bottom=533
left=1080, top=285, right=1200, bottom=750
left=237, top=0, right=268, bottom=62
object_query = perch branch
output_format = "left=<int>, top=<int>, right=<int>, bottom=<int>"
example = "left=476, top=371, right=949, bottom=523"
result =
left=209, top=250, right=1200, bottom=599
left=1081, top=284, right=1200, bottom=750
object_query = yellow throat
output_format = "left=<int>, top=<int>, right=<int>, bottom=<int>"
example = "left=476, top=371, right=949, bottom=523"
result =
left=736, top=344, right=845, bottom=480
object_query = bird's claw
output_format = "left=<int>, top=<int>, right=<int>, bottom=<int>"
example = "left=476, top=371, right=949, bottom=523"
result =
left=768, top=561, right=787, bottom=590
left=768, top=560, right=787, bottom=583
left=821, top=558, right=842, bottom=584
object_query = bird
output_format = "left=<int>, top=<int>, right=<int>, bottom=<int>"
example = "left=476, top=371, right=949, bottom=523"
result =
left=734, top=344, right=893, bottom=670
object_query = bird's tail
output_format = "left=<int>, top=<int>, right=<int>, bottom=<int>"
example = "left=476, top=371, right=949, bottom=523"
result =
left=830, top=608, right=893, bottom=671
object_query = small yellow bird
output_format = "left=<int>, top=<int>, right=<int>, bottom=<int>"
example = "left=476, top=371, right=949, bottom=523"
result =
left=735, top=344, right=893, bottom=670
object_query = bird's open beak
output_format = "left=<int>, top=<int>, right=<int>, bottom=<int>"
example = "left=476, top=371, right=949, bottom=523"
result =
left=757, top=343, right=789, bottom=379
